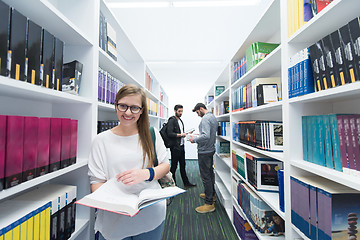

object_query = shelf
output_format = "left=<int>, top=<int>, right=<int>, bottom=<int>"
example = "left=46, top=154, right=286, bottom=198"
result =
left=214, top=88, right=230, bottom=102
left=232, top=141, right=284, bottom=161
left=231, top=46, right=281, bottom=89
left=215, top=153, right=232, bottom=169
left=217, top=135, right=231, bottom=142
left=289, top=0, right=360, bottom=45
left=69, top=218, right=90, bottom=240
left=98, top=102, right=115, bottom=112
left=291, top=225, right=310, bottom=240
left=0, top=76, right=92, bottom=105
left=215, top=179, right=231, bottom=211
left=0, top=159, right=88, bottom=201
left=215, top=170, right=231, bottom=194
left=291, top=160, right=360, bottom=192
left=289, top=81, right=360, bottom=105
left=231, top=101, right=282, bottom=116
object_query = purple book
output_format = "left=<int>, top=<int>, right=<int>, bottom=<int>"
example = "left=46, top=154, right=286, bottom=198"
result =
left=349, top=115, right=360, bottom=171
left=356, top=116, right=360, bottom=171
left=23, top=116, right=38, bottom=182
left=49, top=118, right=62, bottom=172
left=5, top=115, right=24, bottom=189
left=60, top=118, right=71, bottom=169
left=336, top=115, right=349, bottom=170
left=98, top=69, right=102, bottom=101
left=0, top=115, right=6, bottom=190
left=36, top=117, right=50, bottom=177
left=343, top=115, right=356, bottom=170
left=70, top=119, right=78, bottom=165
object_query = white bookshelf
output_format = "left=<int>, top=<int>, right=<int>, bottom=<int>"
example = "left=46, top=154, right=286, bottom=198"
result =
left=0, top=0, right=169, bottom=239
left=205, top=0, right=360, bottom=239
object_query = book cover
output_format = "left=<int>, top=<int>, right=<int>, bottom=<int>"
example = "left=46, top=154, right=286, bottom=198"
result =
left=106, top=21, right=117, bottom=61
left=308, top=44, right=322, bottom=91
left=322, top=35, right=339, bottom=88
left=36, top=117, right=50, bottom=177
left=256, top=84, right=278, bottom=106
left=70, top=119, right=78, bottom=165
left=278, top=169, right=284, bottom=212
left=26, top=20, right=42, bottom=85
left=316, top=41, right=330, bottom=90
left=76, top=178, right=186, bottom=217
left=349, top=115, right=360, bottom=171
left=49, top=118, right=61, bottom=172
left=60, top=118, right=71, bottom=169
left=348, top=18, right=360, bottom=79
left=23, top=116, right=38, bottom=182
left=330, top=30, right=350, bottom=85
left=0, top=1, right=10, bottom=77
left=236, top=149, right=246, bottom=180
left=343, top=115, right=356, bottom=170
left=302, top=48, right=315, bottom=95
left=323, top=115, right=334, bottom=169
left=62, top=60, right=83, bottom=95
left=356, top=116, right=360, bottom=171
left=215, top=85, right=225, bottom=96
left=328, top=114, right=343, bottom=171
left=339, top=24, right=360, bottom=83
left=53, top=37, right=63, bottom=91
left=316, top=0, right=333, bottom=13
left=268, top=121, right=283, bottom=152
left=302, top=116, right=308, bottom=162
left=9, top=8, right=27, bottom=81
left=0, top=115, right=5, bottom=191
left=41, top=29, right=54, bottom=88
left=5, top=115, right=24, bottom=188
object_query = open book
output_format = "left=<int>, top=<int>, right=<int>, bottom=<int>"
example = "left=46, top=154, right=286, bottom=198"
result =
left=76, top=178, right=186, bottom=217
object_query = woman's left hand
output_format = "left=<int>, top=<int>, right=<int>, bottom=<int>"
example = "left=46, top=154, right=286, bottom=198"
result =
left=116, top=168, right=150, bottom=185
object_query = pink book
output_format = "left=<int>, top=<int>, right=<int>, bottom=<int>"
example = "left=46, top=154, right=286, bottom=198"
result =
left=0, top=115, right=6, bottom=190
left=49, top=118, right=61, bottom=172
left=23, top=116, right=38, bottom=182
left=70, top=119, right=78, bottom=165
left=60, top=118, right=71, bottom=169
left=351, top=115, right=360, bottom=171
left=337, top=115, right=349, bottom=170
left=5, top=115, right=24, bottom=189
left=36, top=117, right=50, bottom=177
left=343, top=115, right=356, bottom=170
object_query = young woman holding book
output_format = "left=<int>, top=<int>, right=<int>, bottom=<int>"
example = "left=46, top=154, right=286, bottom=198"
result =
left=88, top=84, right=170, bottom=240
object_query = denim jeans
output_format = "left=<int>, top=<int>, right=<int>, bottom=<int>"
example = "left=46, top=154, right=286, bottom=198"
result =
left=198, top=151, right=215, bottom=205
left=97, top=220, right=165, bottom=240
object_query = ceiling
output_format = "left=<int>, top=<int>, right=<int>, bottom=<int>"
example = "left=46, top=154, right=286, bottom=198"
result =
left=105, top=0, right=273, bottom=102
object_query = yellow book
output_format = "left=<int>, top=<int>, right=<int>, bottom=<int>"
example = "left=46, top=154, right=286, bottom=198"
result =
left=3, top=225, right=11, bottom=240
left=299, top=0, right=305, bottom=28
left=33, top=208, right=41, bottom=240
left=27, top=215, right=34, bottom=240
left=45, top=207, right=51, bottom=240
left=12, top=220, right=20, bottom=240
left=294, top=0, right=300, bottom=33
left=19, top=215, right=27, bottom=240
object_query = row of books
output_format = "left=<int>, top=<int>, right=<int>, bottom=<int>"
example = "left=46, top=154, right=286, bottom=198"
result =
left=237, top=181, right=285, bottom=236
left=147, top=98, right=158, bottom=116
left=232, top=148, right=283, bottom=192
left=291, top=175, right=360, bottom=240
left=302, top=114, right=360, bottom=175
left=232, top=207, right=258, bottom=240
left=215, top=141, right=230, bottom=156
left=205, top=95, right=214, bottom=104
left=215, top=101, right=229, bottom=116
left=0, top=1, right=83, bottom=96
left=98, top=67, right=125, bottom=104
left=232, top=56, right=247, bottom=84
left=231, top=77, right=282, bottom=112
left=288, top=47, right=315, bottom=98
left=0, top=184, right=77, bottom=240
left=308, top=17, right=360, bottom=92
left=0, top=115, right=78, bottom=190
left=99, top=11, right=117, bottom=61
left=288, top=0, right=333, bottom=37
left=233, top=120, right=283, bottom=152
left=217, top=121, right=230, bottom=137
left=159, top=104, right=167, bottom=118
left=97, top=120, right=119, bottom=134
left=145, top=72, right=154, bottom=93
left=246, top=42, right=279, bottom=72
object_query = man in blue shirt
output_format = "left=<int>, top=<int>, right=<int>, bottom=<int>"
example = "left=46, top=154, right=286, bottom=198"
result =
left=189, top=103, right=218, bottom=213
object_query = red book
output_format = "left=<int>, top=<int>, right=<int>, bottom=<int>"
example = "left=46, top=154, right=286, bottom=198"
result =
left=0, top=115, right=6, bottom=190
left=316, top=0, right=333, bottom=13
left=60, top=118, right=71, bottom=169
left=23, top=116, right=38, bottom=182
left=36, top=117, right=50, bottom=177
left=70, top=119, right=78, bottom=165
left=49, top=118, right=61, bottom=172
left=5, top=115, right=24, bottom=189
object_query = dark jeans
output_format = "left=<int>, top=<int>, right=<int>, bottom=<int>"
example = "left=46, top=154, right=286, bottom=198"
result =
left=198, top=151, right=215, bottom=205
left=170, top=145, right=190, bottom=185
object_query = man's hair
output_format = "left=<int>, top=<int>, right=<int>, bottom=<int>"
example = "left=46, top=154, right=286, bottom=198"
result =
left=174, top=104, right=183, bottom=111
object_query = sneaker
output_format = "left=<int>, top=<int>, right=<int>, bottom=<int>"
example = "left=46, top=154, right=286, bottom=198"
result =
left=199, top=193, right=216, bottom=202
left=195, top=203, right=215, bottom=213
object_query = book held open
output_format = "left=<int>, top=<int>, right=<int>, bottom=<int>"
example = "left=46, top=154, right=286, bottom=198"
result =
left=76, top=178, right=186, bottom=217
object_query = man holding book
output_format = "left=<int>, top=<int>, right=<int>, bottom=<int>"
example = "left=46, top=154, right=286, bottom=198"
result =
left=166, top=104, right=196, bottom=188
left=189, top=103, right=218, bottom=213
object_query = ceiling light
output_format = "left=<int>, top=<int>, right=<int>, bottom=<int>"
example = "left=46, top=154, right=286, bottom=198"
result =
left=173, top=0, right=260, bottom=7
left=107, top=2, right=170, bottom=8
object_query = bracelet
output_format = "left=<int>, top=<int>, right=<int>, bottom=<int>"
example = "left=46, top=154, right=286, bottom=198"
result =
left=146, top=168, right=155, bottom=182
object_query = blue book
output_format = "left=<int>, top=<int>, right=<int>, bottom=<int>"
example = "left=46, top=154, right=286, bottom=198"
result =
left=317, top=115, right=326, bottom=167
left=302, top=116, right=308, bottom=162
left=278, top=169, right=285, bottom=212
left=323, top=115, right=334, bottom=169
left=303, top=48, right=315, bottom=95
left=329, top=114, right=343, bottom=171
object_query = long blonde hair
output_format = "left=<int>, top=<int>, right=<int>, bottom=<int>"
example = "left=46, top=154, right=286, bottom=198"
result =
left=114, top=84, right=155, bottom=168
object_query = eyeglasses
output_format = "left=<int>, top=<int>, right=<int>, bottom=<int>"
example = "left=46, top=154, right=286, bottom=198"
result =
left=116, top=104, right=143, bottom=114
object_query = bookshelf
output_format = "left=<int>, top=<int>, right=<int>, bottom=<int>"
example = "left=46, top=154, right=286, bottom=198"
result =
left=0, top=0, right=168, bottom=239
left=206, top=0, right=360, bottom=239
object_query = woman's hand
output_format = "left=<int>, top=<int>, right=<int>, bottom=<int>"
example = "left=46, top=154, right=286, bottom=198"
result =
left=116, top=168, right=150, bottom=185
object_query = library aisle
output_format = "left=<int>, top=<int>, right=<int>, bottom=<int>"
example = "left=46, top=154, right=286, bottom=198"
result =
left=161, top=160, right=238, bottom=240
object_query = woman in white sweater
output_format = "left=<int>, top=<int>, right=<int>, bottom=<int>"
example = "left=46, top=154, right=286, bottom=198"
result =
left=88, top=84, right=170, bottom=240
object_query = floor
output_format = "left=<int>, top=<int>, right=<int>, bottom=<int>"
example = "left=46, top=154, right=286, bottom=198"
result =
left=161, top=160, right=239, bottom=240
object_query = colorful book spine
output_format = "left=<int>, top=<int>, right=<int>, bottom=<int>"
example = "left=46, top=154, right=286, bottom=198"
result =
left=70, top=119, right=78, bottom=165
left=0, top=115, right=5, bottom=191
left=36, top=117, right=50, bottom=177
left=60, top=118, right=71, bottom=169
left=49, top=118, right=61, bottom=172
left=23, top=116, right=38, bottom=182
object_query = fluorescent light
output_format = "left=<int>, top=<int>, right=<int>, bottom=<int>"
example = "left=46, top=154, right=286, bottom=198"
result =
left=173, top=0, right=260, bottom=7
left=107, top=2, right=170, bottom=8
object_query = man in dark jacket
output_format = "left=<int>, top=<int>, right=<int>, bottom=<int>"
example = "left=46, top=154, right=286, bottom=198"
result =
left=166, top=104, right=196, bottom=188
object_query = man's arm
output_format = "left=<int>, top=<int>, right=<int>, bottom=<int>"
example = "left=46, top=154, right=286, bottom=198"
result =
left=167, top=117, right=185, bottom=138
left=193, top=118, right=211, bottom=143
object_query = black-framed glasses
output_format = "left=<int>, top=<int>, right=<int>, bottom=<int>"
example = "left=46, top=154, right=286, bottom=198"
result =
left=116, top=104, right=143, bottom=114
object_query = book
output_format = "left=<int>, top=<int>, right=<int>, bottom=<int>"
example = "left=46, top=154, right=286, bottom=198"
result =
left=0, top=1, right=10, bottom=77
left=0, top=115, right=5, bottom=191
left=41, top=29, right=54, bottom=88
left=9, top=8, right=27, bottom=81
left=251, top=77, right=281, bottom=107
left=60, top=118, right=71, bottom=169
left=106, top=21, right=117, bottom=61
left=49, top=118, right=61, bottom=172
left=348, top=17, right=360, bottom=78
left=70, top=119, right=78, bottom=165
left=26, top=20, right=42, bottom=85
left=215, top=86, right=225, bottom=96
left=62, top=60, right=83, bottom=95
left=256, top=84, right=278, bottom=106
left=36, top=117, right=50, bottom=177
left=308, top=43, right=322, bottom=91
left=76, top=178, right=186, bottom=217
left=330, top=29, right=350, bottom=85
left=321, top=35, right=339, bottom=88
left=23, top=116, right=38, bottom=182
left=5, top=115, right=24, bottom=189
left=53, top=37, right=64, bottom=91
